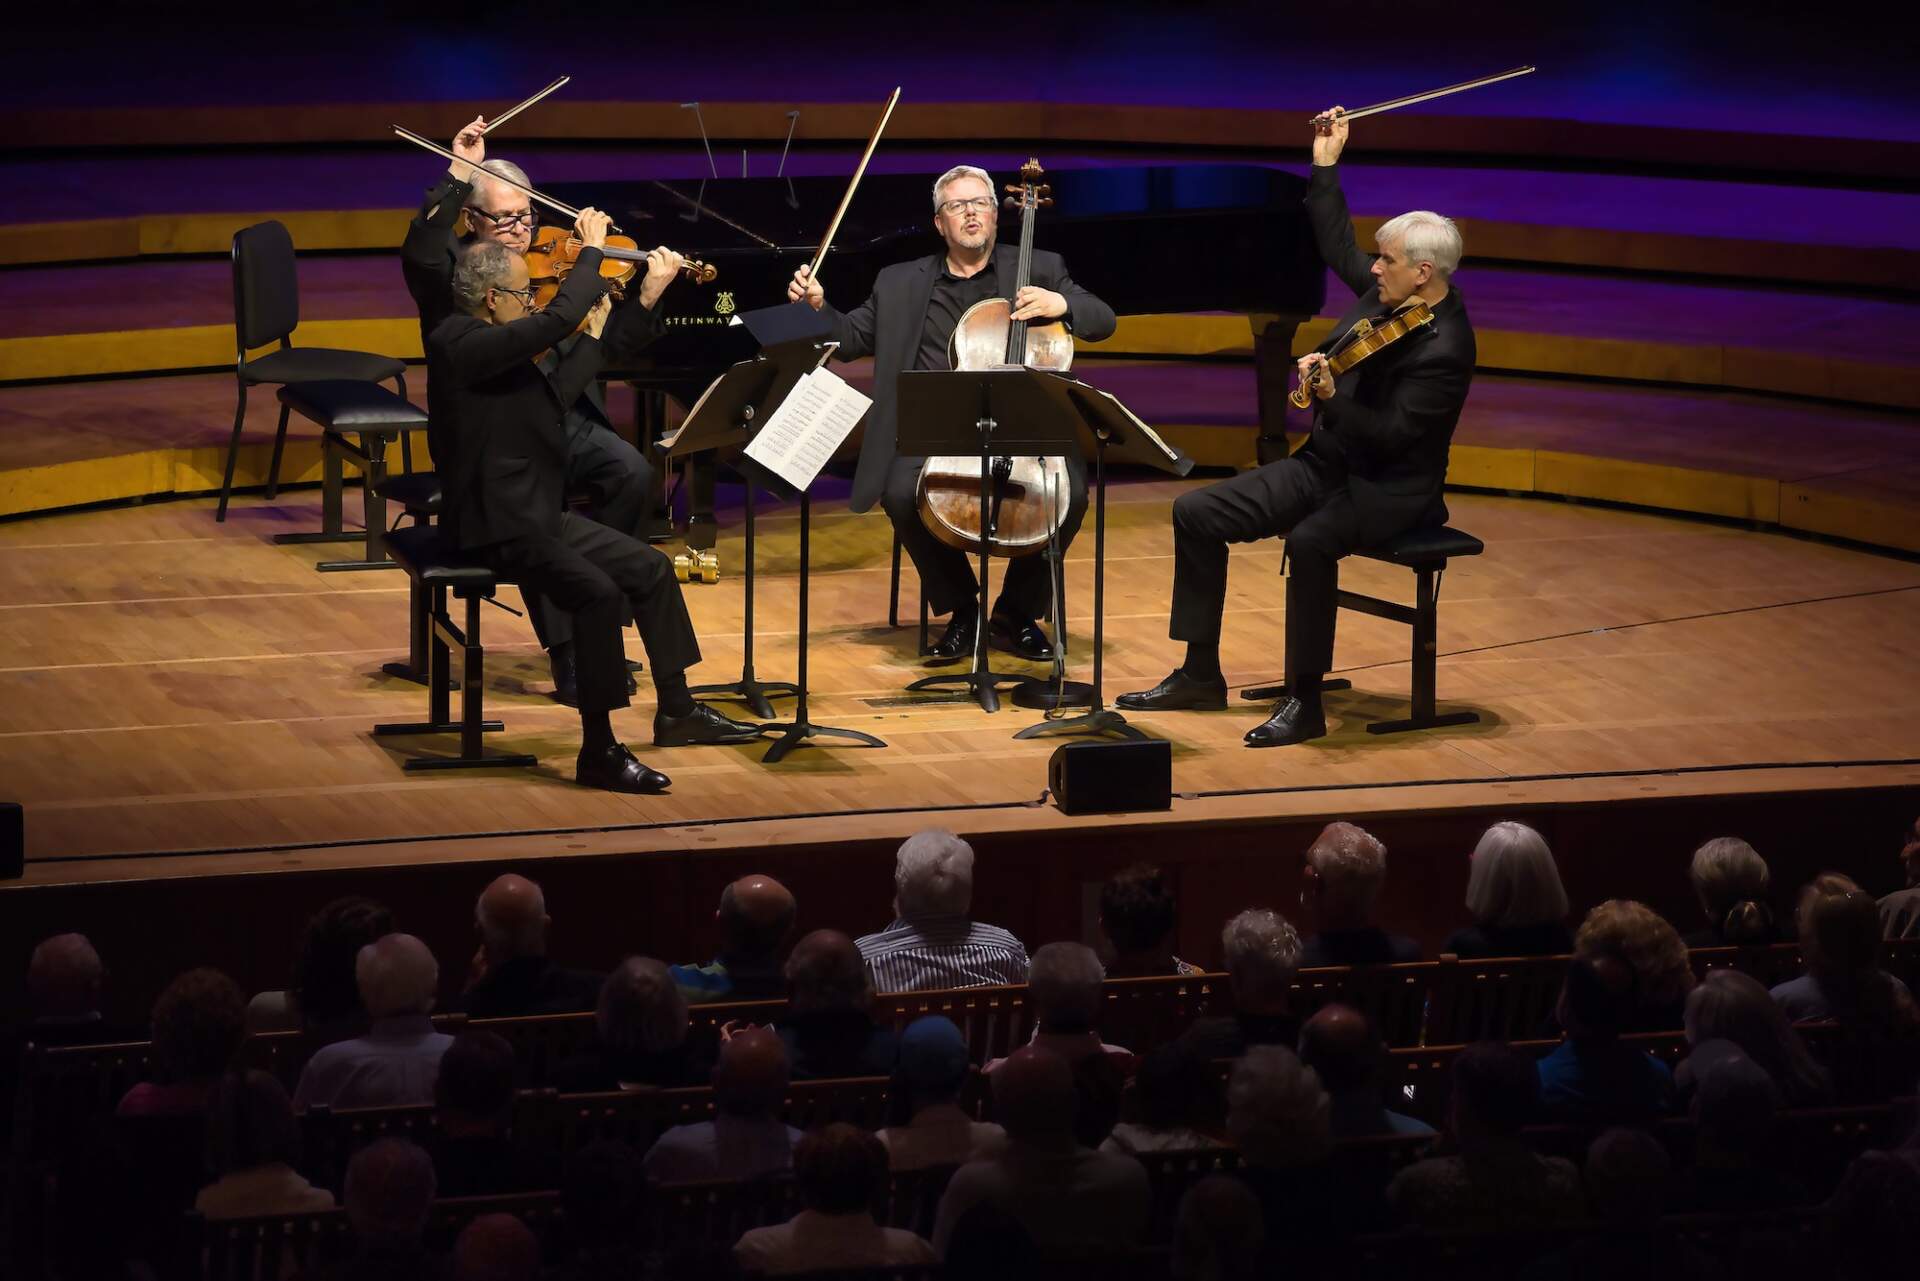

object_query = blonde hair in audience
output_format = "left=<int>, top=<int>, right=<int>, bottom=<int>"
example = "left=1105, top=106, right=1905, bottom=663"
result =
left=1463, top=821, right=1569, bottom=928
left=1575, top=900, right=1695, bottom=1010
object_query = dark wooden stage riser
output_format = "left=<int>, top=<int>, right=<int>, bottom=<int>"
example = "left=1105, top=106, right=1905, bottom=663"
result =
left=4, top=784, right=1913, bottom=1032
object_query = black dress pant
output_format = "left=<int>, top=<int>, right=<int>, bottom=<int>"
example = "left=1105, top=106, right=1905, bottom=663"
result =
left=881, top=453, right=1088, bottom=621
left=1168, top=452, right=1359, bottom=679
left=482, top=512, right=699, bottom=715
left=523, top=418, right=656, bottom=652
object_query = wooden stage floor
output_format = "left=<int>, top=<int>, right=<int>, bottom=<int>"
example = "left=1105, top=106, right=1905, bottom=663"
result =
left=5, top=479, right=1920, bottom=885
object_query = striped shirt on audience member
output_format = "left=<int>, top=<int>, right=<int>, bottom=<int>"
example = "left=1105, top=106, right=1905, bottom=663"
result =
left=855, top=915, right=1030, bottom=992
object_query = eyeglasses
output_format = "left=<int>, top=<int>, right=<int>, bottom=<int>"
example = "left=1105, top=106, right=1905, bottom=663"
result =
left=470, top=207, right=537, bottom=230
left=493, top=285, right=538, bottom=307
left=938, top=197, right=996, bottom=216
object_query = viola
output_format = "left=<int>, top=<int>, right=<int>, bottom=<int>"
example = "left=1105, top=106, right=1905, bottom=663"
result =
left=522, top=226, right=716, bottom=312
left=1291, top=298, right=1434, bottom=408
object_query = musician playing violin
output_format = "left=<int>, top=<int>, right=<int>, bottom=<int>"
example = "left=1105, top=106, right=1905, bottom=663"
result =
left=1118, top=107, right=1476, bottom=747
left=402, top=116, right=681, bottom=707
left=788, top=165, right=1116, bottom=664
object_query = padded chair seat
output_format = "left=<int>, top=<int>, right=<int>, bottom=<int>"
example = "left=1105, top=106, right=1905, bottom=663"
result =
left=384, top=523, right=498, bottom=591
left=1357, top=525, right=1484, bottom=567
left=373, top=471, right=442, bottom=514
left=242, top=347, right=404, bottom=386
left=276, top=379, right=427, bottom=430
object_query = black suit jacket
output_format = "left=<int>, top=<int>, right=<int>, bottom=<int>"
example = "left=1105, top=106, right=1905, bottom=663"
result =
left=1301, top=164, right=1476, bottom=546
left=425, top=252, right=610, bottom=550
left=821, top=243, right=1117, bottom=513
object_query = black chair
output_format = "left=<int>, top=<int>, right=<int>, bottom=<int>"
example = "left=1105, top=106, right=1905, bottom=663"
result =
left=372, top=524, right=536, bottom=771
left=268, top=381, right=430, bottom=570
left=216, top=220, right=409, bottom=522
left=373, top=472, right=445, bottom=685
left=1245, top=524, right=1483, bottom=734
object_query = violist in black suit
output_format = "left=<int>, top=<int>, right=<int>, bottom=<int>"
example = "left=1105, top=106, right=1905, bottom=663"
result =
left=402, top=115, right=658, bottom=708
left=426, top=208, right=761, bottom=794
left=787, top=164, right=1117, bottom=664
left=1120, top=106, right=1477, bottom=747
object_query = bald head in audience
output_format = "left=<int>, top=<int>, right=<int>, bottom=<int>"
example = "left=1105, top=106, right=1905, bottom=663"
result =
left=992, top=1046, right=1077, bottom=1143
left=719, top=874, right=797, bottom=961
left=344, top=1137, right=436, bottom=1246
left=357, top=933, right=440, bottom=1019
left=476, top=874, right=549, bottom=962
left=452, top=1212, right=541, bottom=1281
left=28, top=932, right=105, bottom=1020
left=713, top=1025, right=790, bottom=1117
left=1297, top=1003, right=1379, bottom=1094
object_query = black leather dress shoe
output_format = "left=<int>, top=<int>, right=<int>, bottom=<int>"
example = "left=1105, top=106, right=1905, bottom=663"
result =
left=652, top=703, right=764, bottom=747
left=1116, top=669, right=1228, bottom=711
left=550, top=644, right=579, bottom=708
left=925, top=613, right=977, bottom=664
left=1244, top=696, right=1328, bottom=747
left=576, top=744, right=671, bottom=793
left=989, top=615, right=1054, bottom=662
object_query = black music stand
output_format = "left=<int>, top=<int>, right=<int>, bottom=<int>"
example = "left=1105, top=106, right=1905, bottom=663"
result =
left=897, top=368, right=1084, bottom=714
left=1013, top=378, right=1193, bottom=741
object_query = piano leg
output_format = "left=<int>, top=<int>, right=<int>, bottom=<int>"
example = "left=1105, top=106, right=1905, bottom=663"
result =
left=685, top=450, right=719, bottom=553
left=1252, top=314, right=1306, bottom=466
left=631, top=385, right=676, bottom=543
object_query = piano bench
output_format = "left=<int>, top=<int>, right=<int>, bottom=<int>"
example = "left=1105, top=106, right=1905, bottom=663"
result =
left=372, top=525, right=536, bottom=771
left=1244, top=525, right=1484, bottom=735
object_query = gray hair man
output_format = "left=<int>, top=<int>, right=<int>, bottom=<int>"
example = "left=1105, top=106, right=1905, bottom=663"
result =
left=455, top=873, right=604, bottom=1018
left=1179, top=908, right=1303, bottom=1061
left=1299, top=821, right=1421, bottom=966
left=855, top=829, right=1030, bottom=992
left=293, top=934, right=454, bottom=1111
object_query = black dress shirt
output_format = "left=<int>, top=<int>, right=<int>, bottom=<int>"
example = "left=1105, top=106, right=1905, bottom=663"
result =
left=916, top=260, right=1005, bottom=372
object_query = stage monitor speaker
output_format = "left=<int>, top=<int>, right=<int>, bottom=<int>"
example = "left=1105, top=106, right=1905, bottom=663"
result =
left=1048, top=740, right=1172, bottom=815
left=1, top=802, right=20, bottom=879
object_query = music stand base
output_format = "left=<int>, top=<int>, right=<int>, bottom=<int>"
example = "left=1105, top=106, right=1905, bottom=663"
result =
left=1013, top=706, right=1150, bottom=741
left=690, top=678, right=800, bottom=721
left=908, top=668, right=1037, bottom=714
left=1012, top=680, right=1094, bottom=711
left=761, top=719, right=888, bottom=764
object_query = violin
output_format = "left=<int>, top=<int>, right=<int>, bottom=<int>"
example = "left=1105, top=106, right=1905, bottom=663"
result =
left=1291, top=298, right=1434, bottom=408
left=522, top=225, right=716, bottom=313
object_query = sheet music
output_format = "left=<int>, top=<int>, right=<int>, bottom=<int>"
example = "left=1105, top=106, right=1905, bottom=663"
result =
left=1073, top=383, right=1186, bottom=468
left=743, top=366, right=872, bottom=491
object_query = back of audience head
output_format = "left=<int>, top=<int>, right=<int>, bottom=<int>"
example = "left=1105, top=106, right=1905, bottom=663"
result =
left=1690, top=836, right=1776, bottom=943
left=292, top=896, right=394, bottom=1028
left=1226, top=1045, right=1331, bottom=1168
left=795, top=1122, right=887, bottom=1215
left=1134, top=1042, right=1213, bottom=1131
left=1297, top=1003, right=1381, bottom=1096
left=1028, top=941, right=1105, bottom=1032
left=992, top=1045, right=1076, bottom=1143
left=452, top=1211, right=540, bottom=1281
left=717, top=874, right=796, bottom=961
left=151, top=967, right=246, bottom=1084
left=894, top=827, right=975, bottom=918
left=476, top=873, right=550, bottom=962
left=205, top=1069, right=300, bottom=1176
left=1901, top=837, right=1920, bottom=890
left=1798, top=872, right=1883, bottom=983
left=344, top=1136, right=436, bottom=1246
left=891, top=1014, right=970, bottom=1119
left=1464, top=821, right=1569, bottom=930
left=357, top=932, right=440, bottom=1020
left=598, top=956, right=688, bottom=1056
left=1303, top=820, right=1389, bottom=926
left=1100, top=863, right=1180, bottom=968
left=1575, top=899, right=1695, bottom=1015
left=944, top=1200, right=1041, bottom=1281
left=1685, top=969, right=1828, bottom=1101
left=28, top=931, right=105, bottom=1020
left=713, top=1024, right=789, bottom=1117
left=1173, top=1175, right=1267, bottom=1281
left=1584, top=1127, right=1671, bottom=1224
left=561, top=1140, right=645, bottom=1250
left=1689, top=1047, right=1778, bottom=1158
left=785, top=928, right=873, bottom=1014
left=1558, top=947, right=1638, bottom=1041
left=436, top=1030, right=517, bottom=1132
left=1449, top=1042, right=1538, bottom=1142
left=1220, top=908, right=1301, bottom=1014
left=1823, top=1150, right=1920, bottom=1268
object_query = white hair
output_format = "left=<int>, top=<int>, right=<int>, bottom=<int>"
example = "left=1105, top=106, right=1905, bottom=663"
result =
left=1376, top=209, right=1463, bottom=280
left=895, top=828, right=975, bottom=917
left=1221, top=909, right=1301, bottom=1003
left=1690, top=837, right=1769, bottom=909
left=450, top=241, right=516, bottom=316
left=1464, top=821, right=1570, bottom=928
left=1306, top=822, right=1388, bottom=914
left=932, top=164, right=994, bottom=212
left=467, top=158, right=532, bottom=208
left=1226, top=1046, right=1331, bottom=1168
left=355, top=933, right=439, bottom=1019
left=1029, top=941, right=1106, bottom=1028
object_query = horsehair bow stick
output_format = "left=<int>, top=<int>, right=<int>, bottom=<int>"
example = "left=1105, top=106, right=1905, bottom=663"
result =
left=480, top=76, right=571, bottom=134
left=1310, top=65, right=1536, bottom=127
left=390, top=124, right=624, bottom=233
left=807, top=87, right=902, bottom=284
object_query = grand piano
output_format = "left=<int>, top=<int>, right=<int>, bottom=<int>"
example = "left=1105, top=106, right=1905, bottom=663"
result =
left=546, top=164, right=1326, bottom=547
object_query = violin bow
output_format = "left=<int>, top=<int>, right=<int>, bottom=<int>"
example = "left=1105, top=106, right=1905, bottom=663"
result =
left=807, top=87, right=902, bottom=284
left=390, top=125, right=626, bottom=234
left=1310, top=65, right=1535, bottom=127
left=480, top=76, right=570, bottom=134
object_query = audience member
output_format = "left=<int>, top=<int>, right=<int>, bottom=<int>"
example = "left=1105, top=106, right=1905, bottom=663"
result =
left=195, top=1070, right=334, bottom=1219
left=1535, top=948, right=1677, bottom=1124
left=941, top=1201, right=1043, bottom=1281
left=1678, top=968, right=1831, bottom=1106
left=1389, top=1042, right=1583, bottom=1233
left=118, top=967, right=245, bottom=1117
left=430, top=1030, right=534, bottom=1197
left=776, top=929, right=899, bottom=1079
left=246, top=895, right=394, bottom=1040
left=1297, top=1003, right=1434, bottom=1138
left=878, top=1015, right=1005, bottom=1170
left=309, top=1137, right=440, bottom=1281
left=734, top=1123, right=937, bottom=1274
left=1103, top=1042, right=1218, bottom=1155
left=1226, top=1046, right=1381, bottom=1238
left=1298, top=821, right=1420, bottom=965
left=856, top=828, right=1030, bottom=991
left=987, top=942, right=1134, bottom=1092
left=24, top=932, right=127, bottom=1043
left=1820, top=1149, right=1920, bottom=1276
left=1575, top=899, right=1696, bottom=1030
left=1877, top=827, right=1920, bottom=940
left=450, top=1212, right=541, bottom=1281
left=1773, top=872, right=1918, bottom=1021
left=1677, top=1046, right=1811, bottom=1213
left=293, top=934, right=453, bottom=1111
left=548, top=1141, right=649, bottom=1281
left=932, top=1046, right=1149, bottom=1260
left=1099, top=863, right=1198, bottom=976
left=555, top=956, right=710, bottom=1091
left=1171, top=1175, right=1267, bottom=1281
left=1522, top=1128, right=1710, bottom=1281
left=671, top=874, right=796, bottom=1003
left=1684, top=836, right=1784, bottom=947
left=452, top=874, right=602, bottom=1017
left=643, top=1026, right=801, bottom=1183
left=1180, top=909, right=1303, bottom=1058
left=1443, top=821, right=1574, bottom=958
